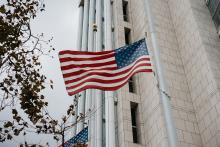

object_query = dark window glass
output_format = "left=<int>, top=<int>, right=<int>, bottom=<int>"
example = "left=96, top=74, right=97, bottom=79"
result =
left=124, top=27, right=131, bottom=45
left=124, top=28, right=134, bottom=93
left=213, top=4, right=220, bottom=28
left=122, top=0, right=129, bottom=22
left=131, top=107, right=137, bottom=125
left=130, top=102, right=139, bottom=143
left=132, top=127, right=138, bottom=143
left=207, top=0, right=219, bottom=16
left=128, top=77, right=135, bottom=93
left=207, top=0, right=220, bottom=29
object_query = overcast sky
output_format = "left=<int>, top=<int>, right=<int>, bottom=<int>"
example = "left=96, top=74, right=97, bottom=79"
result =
left=1, top=0, right=79, bottom=146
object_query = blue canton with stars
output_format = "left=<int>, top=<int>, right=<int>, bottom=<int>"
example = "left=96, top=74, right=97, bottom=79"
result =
left=63, top=126, right=88, bottom=147
left=115, top=39, right=149, bottom=69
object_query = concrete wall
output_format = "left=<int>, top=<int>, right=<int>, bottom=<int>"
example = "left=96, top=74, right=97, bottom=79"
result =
left=113, top=0, right=146, bottom=147
left=113, top=0, right=220, bottom=147
left=169, top=0, right=220, bottom=146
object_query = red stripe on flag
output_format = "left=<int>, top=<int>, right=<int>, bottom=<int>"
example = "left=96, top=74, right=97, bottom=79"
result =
left=62, top=57, right=151, bottom=78
left=63, top=67, right=118, bottom=79
left=59, top=52, right=115, bottom=62
left=67, top=69, right=152, bottom=95
left=65, top=64, right=152, bottom=90
left=64, top=63, right=151, bottom=85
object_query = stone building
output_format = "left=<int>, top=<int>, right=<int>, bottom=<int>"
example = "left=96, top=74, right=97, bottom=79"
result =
left=74, top=0, right=220, bottom=147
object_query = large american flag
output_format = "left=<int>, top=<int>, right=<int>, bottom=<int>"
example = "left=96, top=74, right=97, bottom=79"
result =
left=59, top=39, right=152, bottom=96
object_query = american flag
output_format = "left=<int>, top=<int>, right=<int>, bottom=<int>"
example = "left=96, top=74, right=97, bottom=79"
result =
left=58, top=127, right=88, bottom=147
left=59, top=39, right=152, bottom=96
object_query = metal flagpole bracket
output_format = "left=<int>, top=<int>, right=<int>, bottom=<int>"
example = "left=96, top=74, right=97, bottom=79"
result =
left=93, top=24, right=97, bottom=32
left=145, top=32, right=148, bottom=38
left=156, top=84, right=172, bottom=100
left=153, top=71, right=156, bottom=76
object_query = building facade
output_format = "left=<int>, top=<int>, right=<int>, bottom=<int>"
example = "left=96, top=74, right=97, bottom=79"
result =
left=74, top=0, right=220, bottom=147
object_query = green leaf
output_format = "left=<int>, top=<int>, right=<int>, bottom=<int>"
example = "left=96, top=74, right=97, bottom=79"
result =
left=15, top=116, right=21, bottom=122
left=4, top=121, right=13, bottom=128
left=0, top=5, right=6, bottom=13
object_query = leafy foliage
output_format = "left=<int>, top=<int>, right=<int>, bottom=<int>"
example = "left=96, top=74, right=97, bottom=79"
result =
left=0, top=1, right=85, bottom=146
left=0, top=0, right=51, bottom=118
left=0, top=0, right=54, bottom=144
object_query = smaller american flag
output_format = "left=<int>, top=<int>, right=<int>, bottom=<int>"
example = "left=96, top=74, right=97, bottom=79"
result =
left=59, top=39, right=152, bottom=96
left=58, top=127, right=88, bottom=147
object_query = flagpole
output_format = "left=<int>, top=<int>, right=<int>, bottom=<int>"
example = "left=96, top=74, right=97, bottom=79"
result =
left=143, top=0, right=179, bottom=147
left=104, top=0, right=116, bottom=147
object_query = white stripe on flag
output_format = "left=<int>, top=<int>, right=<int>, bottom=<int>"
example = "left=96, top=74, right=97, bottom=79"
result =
left=66, top=65, right=149, bottom=93
left=64, top=57, right=151, bottom=84
left=60, top=57, right=116, bottom=66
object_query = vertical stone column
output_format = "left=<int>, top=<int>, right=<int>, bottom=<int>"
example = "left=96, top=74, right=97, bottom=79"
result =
left=73, top=1, right=84, bottom=136
left=95, top=0, right=103, bottom=146
left=77, top=0, right=89, bottom=134
left=86, top=0, right=96, bottom=146
left=104, top=0, right=116, bottom=147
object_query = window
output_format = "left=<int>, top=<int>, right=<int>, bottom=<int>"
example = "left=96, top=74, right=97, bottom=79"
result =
left=122, top=0, right=129, bottom=22
left=130, top=102, right=139, bottom=143
left=124, top=27, right=131, bottom=45
left=206, top=0, right=220, bottom=30
left=124, top=27, right=134, bottom=93
left=128, top=76, right=135, bottom=93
